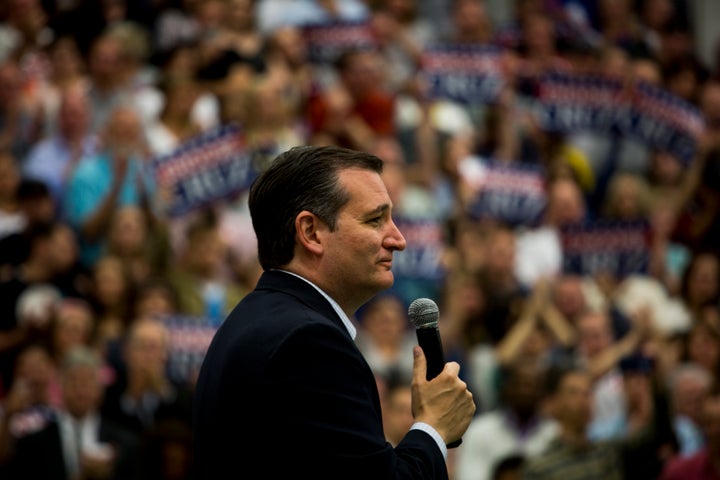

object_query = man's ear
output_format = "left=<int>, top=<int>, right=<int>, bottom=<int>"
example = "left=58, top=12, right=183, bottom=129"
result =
left=295, top=210, right=324, bottom=255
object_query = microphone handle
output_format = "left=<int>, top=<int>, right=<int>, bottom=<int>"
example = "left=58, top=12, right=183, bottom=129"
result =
left=416, top=327, right=445, bottom=381
left=415, top=327, right=462, bottom=449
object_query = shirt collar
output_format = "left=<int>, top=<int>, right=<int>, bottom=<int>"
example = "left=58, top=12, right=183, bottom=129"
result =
left=275, top=270, right=356, bottom=340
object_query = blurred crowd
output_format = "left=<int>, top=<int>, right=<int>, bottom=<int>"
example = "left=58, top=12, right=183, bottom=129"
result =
left=0, top=0, right=719, bottom=479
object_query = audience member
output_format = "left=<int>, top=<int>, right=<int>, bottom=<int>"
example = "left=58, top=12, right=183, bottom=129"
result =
left=660, top=390, right=720, bottom=480
left=308, top=48, right=396, bottom=151
left=106, top=205, right=168, bottom=286
left=0, top=221, right=78, bottom=392
left=380, top=370, right=414, bottom=448
left=455, top=360, right=558, bottom=480
left=22, top=85, right=97, bottom=208
left=101, top=317, right=192, bottom=438
left=167, top=210, right=246, bottom=321
left=666, top=362, right=714, bottom=457
left=62, top=105, right=154, bottom=268
left=0, top=344, right=58, bottom=463
left=6, top=346, right=143, bottom=480
left=355, top=292, right=416, bottom=383
left=0, top=179, right=56, bottom=268
left=521, top=365, right=665, bottom=479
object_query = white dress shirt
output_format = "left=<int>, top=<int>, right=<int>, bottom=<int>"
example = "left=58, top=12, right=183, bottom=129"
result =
left=277, top=270, right=448, bottom=459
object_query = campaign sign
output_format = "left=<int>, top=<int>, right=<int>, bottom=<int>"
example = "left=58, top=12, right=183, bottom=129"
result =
left=302, top=20, right=377, bottom=64
left=151, top=124, right=258, bottom=217
left=625, top=80, right=705, bottom=165
left=535, top=73, right=627, bottom=135
left=421, top=44, right=506, bottom=105
left=535, top=73, right=704, bottom=164
left=391, top=217, right=446, bottom=281
left=465, top=159, right=547, bottom=227
left=560, top=219, right=651, bottom=279
left=163, top=315, right=218, bottom=386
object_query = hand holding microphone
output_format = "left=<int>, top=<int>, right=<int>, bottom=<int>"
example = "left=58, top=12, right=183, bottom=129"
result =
left=408, top=298, right=475, bottom=449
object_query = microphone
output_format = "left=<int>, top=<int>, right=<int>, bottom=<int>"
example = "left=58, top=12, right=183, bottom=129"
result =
left=407, top=298, right=462, bottom=448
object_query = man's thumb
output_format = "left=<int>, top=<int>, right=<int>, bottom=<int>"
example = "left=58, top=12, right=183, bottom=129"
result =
left=412, top=345, right=427, bottom=383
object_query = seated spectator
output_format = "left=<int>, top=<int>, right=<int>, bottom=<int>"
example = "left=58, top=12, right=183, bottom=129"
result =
left=262, top=24, right=316, bottom=116
left=145, top=74, right=204, bottom=157
left=0, top=344, right=58, bottom=468
left=368, top=0, right=435, bottom=97
left=88, top=254, right=135, bottom=353
left=681, top=306, right=720, bottom=382
left=678, top=251, right=720, bottom=319
left=660, top=390, right=720, bottom=480
left=0, top=58, right=40, bottom=159
left=167, top=210, right=246, bottom=322
left=101, top=317, right=193, bottom=438
left=308, top=48, right=396, bottom=152
left=34, top=35, right=89, bottom=138
left=133, top=277, right=180, bottom=320
left=601, top=172, right=652, bottom=221
left=48, top=299, right=96, bottom=369
left=22, top=85, right=98, bottom=208
left=672, top=148, right=720, bottom=255
left=455, top=360, right=558, bottom=480
left=0, top=178, right=56, bottom=269
left=106, top=205, right=169, bottom=286
left=573, top=309, right=640, bottom=441
left=0, top=221, right=81, bottom=392
left=493, top=278, right=576, bottom=368
left=379, top=370, right=414, bottom=448
left=476, top=224, right=529, bottom=344
left=446, top=0, right=494, bottom=45
left=514, top=177, right=588, bottom=289
left=62, top=105, right=155, bottom=269
left=355, top=293, right=416, bottom=383
left=521, top=366, right=661, bottom=480
left=666, top=362, right=714, bottom=457
left=6, top=346, right=143, bottom=480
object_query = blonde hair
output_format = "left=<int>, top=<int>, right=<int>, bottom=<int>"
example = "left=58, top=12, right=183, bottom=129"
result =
left=603, top=172, right=652, bottom=219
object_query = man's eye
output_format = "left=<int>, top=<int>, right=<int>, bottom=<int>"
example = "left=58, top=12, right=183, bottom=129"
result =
left=368, top=216, right=382, bottom=225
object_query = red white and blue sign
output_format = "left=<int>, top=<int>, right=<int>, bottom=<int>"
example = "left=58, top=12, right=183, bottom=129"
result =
left=302, top=20, right=377, bottom=64
left=560, top=219, right=651, bottom=279
left=420, top=44, right=506, bottom=105
left=150, top=124, right=259, bottom=218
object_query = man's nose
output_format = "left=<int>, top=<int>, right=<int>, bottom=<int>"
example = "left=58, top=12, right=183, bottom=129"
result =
left=385, top=220, right=407, bottom=251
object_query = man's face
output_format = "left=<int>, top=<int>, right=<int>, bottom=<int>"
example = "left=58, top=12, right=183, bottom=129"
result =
left=103, top=108, right=143, bottom=157
left=126, top=322, right=168, bottom=377
left=555, top=372, right=592, bottom=432
left=63, top=365, right=103, bottom=419
left=577, top=313, right=612, bottom=359
left=58, top=91, right=89, bottom=138
left=319, top=168, right=406, bottom=305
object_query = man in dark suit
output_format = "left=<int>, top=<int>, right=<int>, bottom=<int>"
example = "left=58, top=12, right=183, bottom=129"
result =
left=193, top=145, right=475, bottom=479
left=7, top=346, right=142, bottom=480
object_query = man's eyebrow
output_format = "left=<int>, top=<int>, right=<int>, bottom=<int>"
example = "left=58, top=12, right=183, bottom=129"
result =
left=364, top=204, right=390, bottom=217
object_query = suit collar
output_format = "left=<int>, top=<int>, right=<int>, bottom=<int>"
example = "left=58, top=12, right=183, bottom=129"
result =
left=256, top=270, right=356, bottom=339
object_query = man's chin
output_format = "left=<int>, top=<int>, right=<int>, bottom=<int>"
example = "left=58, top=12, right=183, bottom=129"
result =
left=377, top=272, right=395, bottom=290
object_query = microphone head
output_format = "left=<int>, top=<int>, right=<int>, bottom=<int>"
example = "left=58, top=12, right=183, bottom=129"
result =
left=407, top=298, right=439, bottom=329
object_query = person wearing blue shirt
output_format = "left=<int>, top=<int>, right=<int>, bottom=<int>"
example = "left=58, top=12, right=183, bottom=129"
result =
left=63, top=106, right=154, bottom=268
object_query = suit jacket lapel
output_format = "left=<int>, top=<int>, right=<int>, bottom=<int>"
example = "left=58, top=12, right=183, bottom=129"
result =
left=256, top=270, right=350, bottom=338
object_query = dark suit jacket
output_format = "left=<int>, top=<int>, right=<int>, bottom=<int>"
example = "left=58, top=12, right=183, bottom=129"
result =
left=7, top=414, right=143, bottom=480
left=193, top=270, right=448, bottom=479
